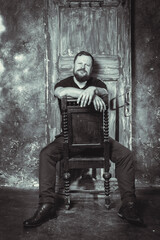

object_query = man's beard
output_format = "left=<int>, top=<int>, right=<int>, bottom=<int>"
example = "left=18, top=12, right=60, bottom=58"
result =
left=73, top=69, right=90, bottom=82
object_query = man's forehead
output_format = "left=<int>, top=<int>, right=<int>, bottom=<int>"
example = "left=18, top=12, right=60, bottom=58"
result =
left=76, top=55, right=92, bottom=62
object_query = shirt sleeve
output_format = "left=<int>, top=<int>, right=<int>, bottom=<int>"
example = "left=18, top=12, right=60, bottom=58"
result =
left=55, top=79, right=67, bottom=89
left=91, top=78, right=108, bottom=90
left=54, top=77, right=73, bottom=89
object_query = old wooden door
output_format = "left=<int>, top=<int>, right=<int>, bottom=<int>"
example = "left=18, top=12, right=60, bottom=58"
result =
left=45, top=0, right=132, bottom=180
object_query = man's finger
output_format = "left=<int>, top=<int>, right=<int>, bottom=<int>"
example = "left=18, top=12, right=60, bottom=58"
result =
left=88, top=95, right=92, bottom=105
left=83, top=95, right=89, bottom=107
left=77, top=94, right=82, bottom=104
left=93, top=101, right=97, bottom=111
left=100, top=101, right=104, bottom=112
left=80, top=95, right=87, bottom=107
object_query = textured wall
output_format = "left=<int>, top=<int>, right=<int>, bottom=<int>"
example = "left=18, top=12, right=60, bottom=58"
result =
left=132, top=0, right=160, bottom=185
left=0, top=0, right=46, bottom=187
left=0, top=0, right=160, bottom=188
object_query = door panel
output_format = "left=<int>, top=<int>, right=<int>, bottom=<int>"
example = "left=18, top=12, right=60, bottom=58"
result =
left=46, top=0, right=132, bottom=180
left=59, top=6, right=117, bottom=56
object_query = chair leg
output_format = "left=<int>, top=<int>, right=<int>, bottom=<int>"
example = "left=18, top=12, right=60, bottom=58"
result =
left=103, top=172, right=111, bottom=209
left=63, top=172, right=71, bottom=210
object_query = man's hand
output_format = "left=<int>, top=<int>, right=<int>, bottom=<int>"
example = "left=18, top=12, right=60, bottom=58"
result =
left=93, top=95, right=106, bottom=112
left=77, top=86, right=96, bottom=107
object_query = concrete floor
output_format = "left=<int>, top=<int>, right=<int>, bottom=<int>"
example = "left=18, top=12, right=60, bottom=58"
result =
left=0, top=187, right=160, bottom=240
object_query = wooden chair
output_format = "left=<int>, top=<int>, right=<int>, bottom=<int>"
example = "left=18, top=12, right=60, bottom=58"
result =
left=61, top=96, right=111, bottom=210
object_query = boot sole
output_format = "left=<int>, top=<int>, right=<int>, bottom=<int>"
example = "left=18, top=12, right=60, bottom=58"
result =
left=117, top=212, right=145, bottom=227
left=23, top=214, right=57, bottom=228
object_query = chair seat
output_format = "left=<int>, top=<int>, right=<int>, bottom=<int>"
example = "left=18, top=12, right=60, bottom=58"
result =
left=68, top=157, right=104, bottom=169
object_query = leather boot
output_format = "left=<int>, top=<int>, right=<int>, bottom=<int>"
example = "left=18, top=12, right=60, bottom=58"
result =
left=118, top=202, right=145, bottom=227
left=23, top=203, right=57, bottom=228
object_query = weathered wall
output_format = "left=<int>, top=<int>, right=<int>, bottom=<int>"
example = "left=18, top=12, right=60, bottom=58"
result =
left=0, top=0, right=46, bottom=187
left=132, top=0, right=160, bottom=185
left=0, top=0, right=160, bottom=188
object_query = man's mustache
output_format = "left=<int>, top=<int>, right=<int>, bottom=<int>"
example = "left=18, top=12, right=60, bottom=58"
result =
left=77, top=69, right=87, bottom=73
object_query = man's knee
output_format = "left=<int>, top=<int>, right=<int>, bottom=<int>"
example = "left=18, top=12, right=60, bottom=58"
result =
left=114, top=146, right=134, bottom=167
left=125, top=149, right=134, bottom=163
left=39, top=146, right=48, bottom=160
left=39, top=143, right=63, bottom=163
left=120, top=150, right=135, bottom=171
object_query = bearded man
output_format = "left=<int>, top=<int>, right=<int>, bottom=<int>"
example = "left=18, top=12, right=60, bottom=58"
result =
left=23, top=51, right=144, bottom=228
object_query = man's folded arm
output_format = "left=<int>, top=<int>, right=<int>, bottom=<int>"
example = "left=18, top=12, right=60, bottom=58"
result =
left=95, top=87, right=108, bottom=97
left=54, top=87, right=83, bottom=99
left=54, top=86, right=107, bottom=99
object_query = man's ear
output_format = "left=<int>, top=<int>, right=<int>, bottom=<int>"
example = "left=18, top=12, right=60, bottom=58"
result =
left=72, top=61, right=75, bottom=71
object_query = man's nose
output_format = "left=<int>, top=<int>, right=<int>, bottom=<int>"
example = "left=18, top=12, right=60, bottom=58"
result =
left=81, top=63, right=85, bottom=68
left=83, top=64, right=87, bottom=69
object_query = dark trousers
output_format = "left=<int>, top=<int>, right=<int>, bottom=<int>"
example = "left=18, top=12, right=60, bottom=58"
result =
left=39, top=135, right=136, bottom=205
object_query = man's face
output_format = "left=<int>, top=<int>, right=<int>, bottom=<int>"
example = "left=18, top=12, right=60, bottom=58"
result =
left=73, top=55, right=93, bottom=82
